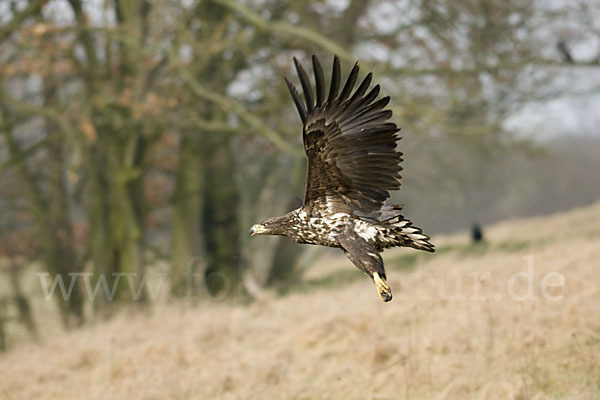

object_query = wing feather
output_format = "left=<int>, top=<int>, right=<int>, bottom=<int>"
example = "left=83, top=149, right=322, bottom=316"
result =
left=293, top=57, right=314, bottom=114
left=327, top=56, right=341, bottom=105
left=286, top=55, right=403, bottom=217
left=312, top=55, right=325, bottom=108
left=347, top=73, right=372, bottom=107
left=285, top=78, right=307, bottom=124
left=338, top=62, right=359, bottom=102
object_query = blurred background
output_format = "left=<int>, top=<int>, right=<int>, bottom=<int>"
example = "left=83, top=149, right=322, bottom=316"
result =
left=0, top=0, right=599, bottom=353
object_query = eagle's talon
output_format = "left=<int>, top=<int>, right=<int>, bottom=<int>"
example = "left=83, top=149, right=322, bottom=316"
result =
left=379, top=290, right=393, bottom=302
left=373, top=272, right=392, bottom=302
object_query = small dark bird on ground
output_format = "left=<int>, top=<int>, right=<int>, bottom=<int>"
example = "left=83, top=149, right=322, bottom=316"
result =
left=471, top=223, right=484, bottom=243
left=249, top=55, right=434, bottom=302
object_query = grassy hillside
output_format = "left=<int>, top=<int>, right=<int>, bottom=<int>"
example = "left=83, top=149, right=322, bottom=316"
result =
left=1, top=203, right=600, bottom=400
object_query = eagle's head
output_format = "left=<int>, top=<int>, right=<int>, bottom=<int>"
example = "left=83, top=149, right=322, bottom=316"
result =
left=248, top=213, right=295, bottom=237
left=248, top=223, right=269, bottom=236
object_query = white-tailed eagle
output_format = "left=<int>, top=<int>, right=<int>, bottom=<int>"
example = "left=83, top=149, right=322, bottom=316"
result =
left=249, top=55, right=434, bottom=302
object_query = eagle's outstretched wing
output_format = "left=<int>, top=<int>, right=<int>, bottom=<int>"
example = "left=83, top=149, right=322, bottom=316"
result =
left=285, top=55, right=403, bottom=218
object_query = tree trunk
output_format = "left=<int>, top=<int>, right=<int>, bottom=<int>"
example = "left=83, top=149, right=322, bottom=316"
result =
left=105, top=133, right=147, bottom=302
left=86, top=145, right=119, bottom=310
left=8, top=264, right=37, bottom=337
left=0, top=303, right=5, bottom=352
left=0, top=107, right=85, bottom=327
left=170, top=136, right=204, bottom=297
left=202, top=134, right=245, bottom=298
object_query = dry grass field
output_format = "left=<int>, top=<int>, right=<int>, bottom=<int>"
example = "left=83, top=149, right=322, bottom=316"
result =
left=1, top=203, right=600, bottom=400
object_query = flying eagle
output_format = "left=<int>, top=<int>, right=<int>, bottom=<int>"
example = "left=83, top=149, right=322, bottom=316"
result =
left=249, top=55, right=434, bottom=302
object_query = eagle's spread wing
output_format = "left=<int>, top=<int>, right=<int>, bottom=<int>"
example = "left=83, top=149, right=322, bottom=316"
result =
left=285, top=55, right=402, bottom=218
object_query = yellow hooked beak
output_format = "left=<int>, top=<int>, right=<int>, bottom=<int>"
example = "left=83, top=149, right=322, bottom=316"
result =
left=248, top=224, right=267, bottom=236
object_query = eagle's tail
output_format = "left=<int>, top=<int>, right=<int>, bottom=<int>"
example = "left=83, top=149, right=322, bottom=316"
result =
left=379, top=205, right=435, bottom=252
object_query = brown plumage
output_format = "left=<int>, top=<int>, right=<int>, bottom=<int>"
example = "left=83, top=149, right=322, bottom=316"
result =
left=249, top=55, right=434, bottom=302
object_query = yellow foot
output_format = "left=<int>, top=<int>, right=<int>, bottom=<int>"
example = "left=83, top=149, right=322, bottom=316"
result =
left=373, top=272, right=392, bottom=302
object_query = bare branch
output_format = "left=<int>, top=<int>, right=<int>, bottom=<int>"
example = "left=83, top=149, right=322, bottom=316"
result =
left=0, top=0, right=47, bottom=42
left=214, top=0, right=354, bottom=62
left=168, top=53, right=301, bottom=156
left=0, top=136, right=49, bottom=173
left=0, top=89, right=79, bottom=140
